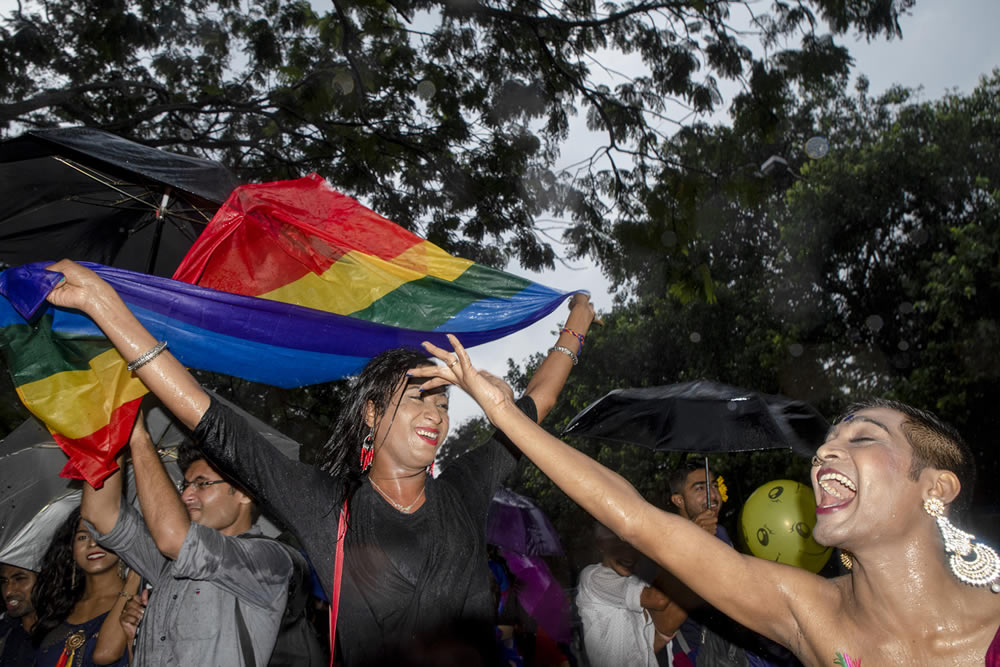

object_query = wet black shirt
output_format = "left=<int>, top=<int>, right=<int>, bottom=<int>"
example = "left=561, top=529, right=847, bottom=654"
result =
left=194, top=396, right=535, bottom=666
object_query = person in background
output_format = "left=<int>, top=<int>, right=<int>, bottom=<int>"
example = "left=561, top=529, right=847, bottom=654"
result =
left=30, top=507, right=135, bottom=667
left=82, top=416, right=297, bottom=667
left=1, top=562, right=38, bottom=665
left=577, top=523, right=684, bottom=667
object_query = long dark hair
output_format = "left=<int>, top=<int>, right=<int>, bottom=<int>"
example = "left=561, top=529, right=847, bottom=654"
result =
left=31, top=507, right=86, bottom=645
left=319, top=347, right=435, bottom=500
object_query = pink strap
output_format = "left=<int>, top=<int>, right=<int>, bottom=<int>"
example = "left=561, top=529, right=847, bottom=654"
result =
left=329, top=499, right=349, bottom=667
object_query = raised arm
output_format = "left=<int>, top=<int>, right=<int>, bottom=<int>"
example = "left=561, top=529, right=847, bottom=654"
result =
left=92, top=568, right=140, bottom=665
left=44, top=259, right=210, bottom=429
left=522, top=293, right=597, bottom=422
left=414, top=335, right=827, bottom=647
left=81, top=452, right=124, bottom=535
left=129, top=412, right=192, bottom=560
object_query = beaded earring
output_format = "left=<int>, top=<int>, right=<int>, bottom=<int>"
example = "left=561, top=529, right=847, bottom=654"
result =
left=924, top=497, right=1000, bottom=592
left=359, top=429, right=375, bottom=472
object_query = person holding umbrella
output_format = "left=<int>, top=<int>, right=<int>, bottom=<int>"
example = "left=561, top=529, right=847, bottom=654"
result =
left=41, top=259, right=596, bottom=666
left=413, top=335, right=1000, bottom=666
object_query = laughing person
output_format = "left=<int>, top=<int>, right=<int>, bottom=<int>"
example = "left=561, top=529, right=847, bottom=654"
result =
left=415, top=335, right=1000, bottom=666
left=42, top=259, right=596, bottom=666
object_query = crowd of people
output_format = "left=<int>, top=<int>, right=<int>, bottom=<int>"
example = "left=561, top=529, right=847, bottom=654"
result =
left=0, top=258, right=998, bottom=666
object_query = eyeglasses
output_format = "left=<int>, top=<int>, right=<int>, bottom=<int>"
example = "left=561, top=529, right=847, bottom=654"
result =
left=178, top=479, right=228, bottom=493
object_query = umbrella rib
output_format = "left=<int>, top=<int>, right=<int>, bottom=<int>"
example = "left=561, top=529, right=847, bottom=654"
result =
left=53, top=157, right=161, bottom=213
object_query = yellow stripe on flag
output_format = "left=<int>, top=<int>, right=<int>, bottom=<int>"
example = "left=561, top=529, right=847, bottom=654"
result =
left=16, top=348, right=148, bottom=439
left=260, top=241, right=474, bottom=313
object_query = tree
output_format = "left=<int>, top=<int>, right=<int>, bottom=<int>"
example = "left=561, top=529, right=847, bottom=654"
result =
left=493, top=71, right=1000, bottom=558
left=0, top=0, right=912, bottom=271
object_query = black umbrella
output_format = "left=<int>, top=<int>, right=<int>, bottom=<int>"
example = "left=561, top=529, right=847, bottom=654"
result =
left=0, top=127, right=238, bottom=277
left=562, top=380, right=828, bottom=457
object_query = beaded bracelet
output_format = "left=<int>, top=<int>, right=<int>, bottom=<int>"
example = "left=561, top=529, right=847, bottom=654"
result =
left=127, top=340, right=168, bottom=372
left=549, top=345, right=578, bottom=366
left=560, top=327, right=585, bottom=354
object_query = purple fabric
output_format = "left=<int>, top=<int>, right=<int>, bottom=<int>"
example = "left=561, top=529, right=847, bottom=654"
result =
left=487, top=488, right=564, bottom=557
left=501, top=550, right=572, bottom=644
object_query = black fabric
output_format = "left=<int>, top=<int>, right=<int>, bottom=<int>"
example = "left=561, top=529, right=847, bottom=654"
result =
left=237, top=535, right=326, bottom=667
left=0, top=615, right=34, bottom=667
left=194, top=395, right=536, bottom=667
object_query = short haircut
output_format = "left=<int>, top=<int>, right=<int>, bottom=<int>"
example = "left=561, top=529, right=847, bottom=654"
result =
left=668, top=461, right=707, bottom=496
left=177, top=442, right=259, bottom=519
left=836, top=398, right=975, bottom=517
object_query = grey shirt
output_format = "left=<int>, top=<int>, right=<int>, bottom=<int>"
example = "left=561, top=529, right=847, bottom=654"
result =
left=89, top=502, right=293, bottom=667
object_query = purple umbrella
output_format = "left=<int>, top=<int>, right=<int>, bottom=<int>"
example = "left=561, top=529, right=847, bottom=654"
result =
left=487, top=488, right=564, bottom=557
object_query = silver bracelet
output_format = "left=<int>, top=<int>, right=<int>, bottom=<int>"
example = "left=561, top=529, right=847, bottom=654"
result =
left=127, top=341, right=168, bottom=372
left=549, top=345, right=578, bottom=366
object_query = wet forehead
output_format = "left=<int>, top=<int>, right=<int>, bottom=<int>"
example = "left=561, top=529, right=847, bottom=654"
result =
left=827, top=407, right=908, bottom=441
left=685, top=468, right=714, bottom=490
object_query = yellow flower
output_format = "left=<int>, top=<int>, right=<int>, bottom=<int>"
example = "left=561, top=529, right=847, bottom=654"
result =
left=715, top=475, right=729, bottom=503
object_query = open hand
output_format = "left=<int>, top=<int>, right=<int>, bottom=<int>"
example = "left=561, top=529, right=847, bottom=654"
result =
left=412, top=334, right=517, bottom=422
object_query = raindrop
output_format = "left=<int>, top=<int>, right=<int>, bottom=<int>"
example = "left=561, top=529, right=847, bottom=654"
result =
left=865, top=315, right=884, bottom=332
left=689, top=332, right=702, bottom=343
left=804, top=136, right=829, bottom=159
left=898, top=340, right=910, bottom=351
left=334, top=72, right=354, bottom=94
left=898, top=301, right=914, bottom=314
left=661, top=230, right=677, bottom=247
left=416, top=79, right=436, bottom=99
left=789, top=343, right=804, bottom=357
left=179, top=128, right=193, bottom=141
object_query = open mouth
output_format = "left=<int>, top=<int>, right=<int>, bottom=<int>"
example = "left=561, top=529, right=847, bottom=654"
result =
left=816, top=468, right=857, bottom=513
left=6, top=598, right=21, bottom=609
left=415, top=428, right=439, bottom=446
left=87, top=552, right=107, bottom=561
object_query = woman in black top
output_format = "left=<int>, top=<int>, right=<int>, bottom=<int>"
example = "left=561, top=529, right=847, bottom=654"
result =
left=44, top=259, right=595, bottom=665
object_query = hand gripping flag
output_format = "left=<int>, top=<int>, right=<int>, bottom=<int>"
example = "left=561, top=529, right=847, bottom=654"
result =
left=0, top=174, right=574, bottom=486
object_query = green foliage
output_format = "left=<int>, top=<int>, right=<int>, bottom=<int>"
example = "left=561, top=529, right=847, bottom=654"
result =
left=498, top=71, right=1000, bottom=560
left=1, top=0, right=911, bottom=272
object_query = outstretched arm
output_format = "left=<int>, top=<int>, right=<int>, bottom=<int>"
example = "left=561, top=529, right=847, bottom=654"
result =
left=413, top=335, right=825, bottom=647
left=522, top=293, right=598, bottom=422
left=44, top=260, right=210, bottom=429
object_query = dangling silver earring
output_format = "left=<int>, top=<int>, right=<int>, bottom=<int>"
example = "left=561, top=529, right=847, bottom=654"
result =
left=71, top=564, right=77, bottom=589
left=924, top=497, right=1000, bottom=592
left=118, top=559, right=128, bottom=580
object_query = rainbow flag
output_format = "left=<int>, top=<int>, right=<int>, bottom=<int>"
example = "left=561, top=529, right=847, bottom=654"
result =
left=0, top=175, right=572, bottom=486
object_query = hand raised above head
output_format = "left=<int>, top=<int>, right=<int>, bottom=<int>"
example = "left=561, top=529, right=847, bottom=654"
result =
left=43, top=259, right=118, bottom=313
left=413, top=334, right=517, bottom=421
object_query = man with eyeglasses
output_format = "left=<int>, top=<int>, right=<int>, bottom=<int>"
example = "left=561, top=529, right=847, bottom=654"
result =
left=80, top=412, right=297, bottom=666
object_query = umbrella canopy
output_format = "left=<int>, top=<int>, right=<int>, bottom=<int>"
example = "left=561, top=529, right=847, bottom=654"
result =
left=562, top=380, right=828, bottom=457
left=0, top=391, right=297, bottom=569
left=488, top=488, right=564, bottom=557
left=0, top=127, right=238, bottom=277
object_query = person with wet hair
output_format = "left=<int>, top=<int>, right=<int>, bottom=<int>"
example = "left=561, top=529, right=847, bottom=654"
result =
left=30, top=508, right=136, bottom=667
left=414, top=335, right=1000, bottom=667
left=43, top=259, right=596, bottom=665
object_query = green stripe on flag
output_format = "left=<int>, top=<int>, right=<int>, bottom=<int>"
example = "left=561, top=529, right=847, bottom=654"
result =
left=348, top=263, right=534, bottom=329
left=0, top=314, right=117, bottom=386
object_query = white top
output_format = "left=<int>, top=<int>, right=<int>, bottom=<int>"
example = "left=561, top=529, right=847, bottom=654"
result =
left=577, top=563, right=664, bottom=667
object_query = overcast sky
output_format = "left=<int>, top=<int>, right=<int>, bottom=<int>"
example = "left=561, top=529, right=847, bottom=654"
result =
left=452, top=0, right=1000, bottom=425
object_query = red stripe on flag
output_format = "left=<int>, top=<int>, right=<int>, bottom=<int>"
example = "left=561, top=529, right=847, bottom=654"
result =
left=54, top=397, right=143, bottom=488
left=174, top=174, right=425, bottom=296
